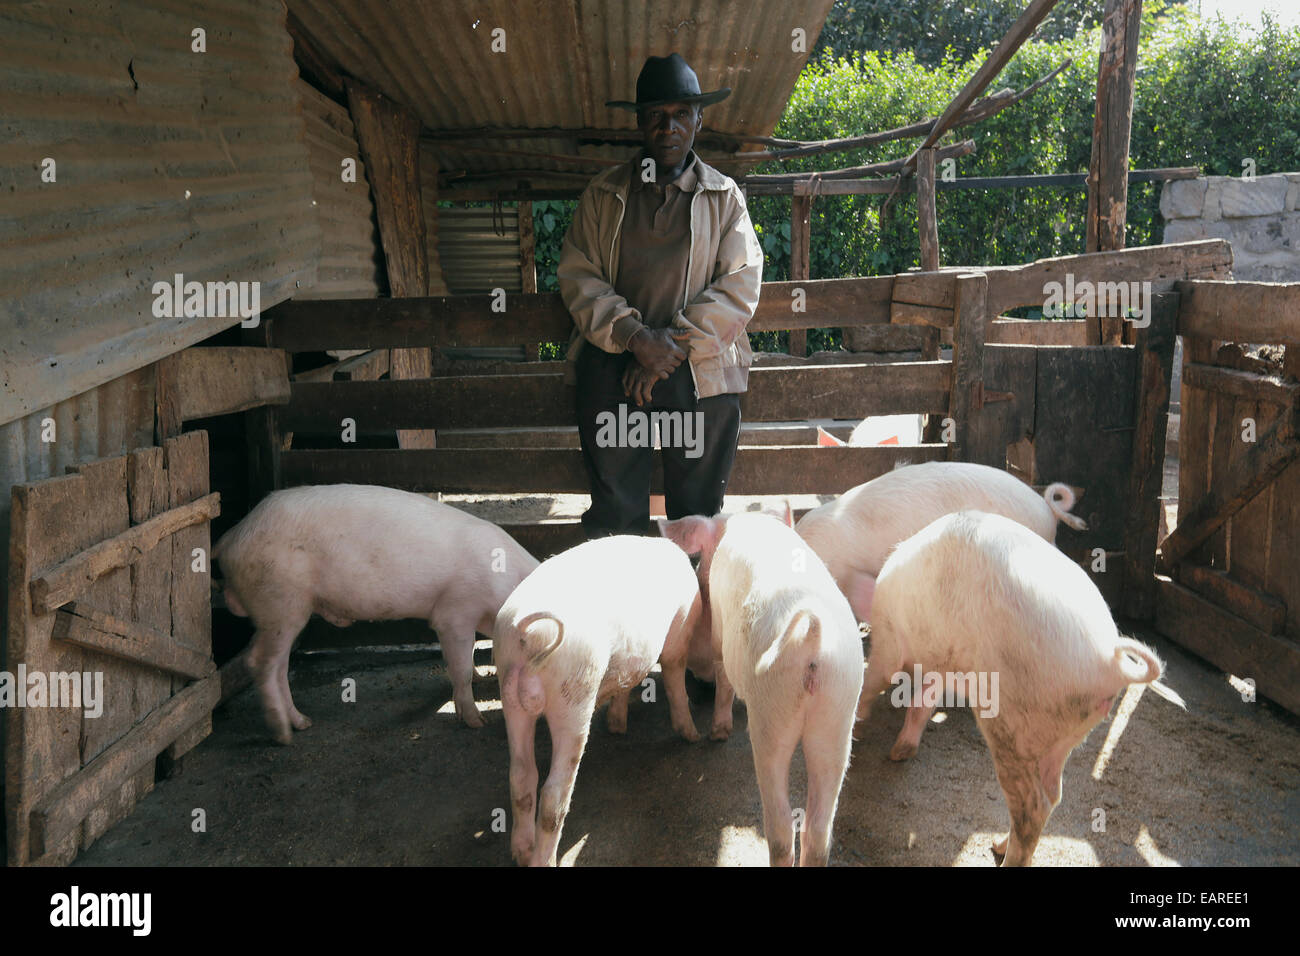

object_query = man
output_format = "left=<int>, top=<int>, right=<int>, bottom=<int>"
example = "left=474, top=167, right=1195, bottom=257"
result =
left=558, top=53, right=763, bottom=538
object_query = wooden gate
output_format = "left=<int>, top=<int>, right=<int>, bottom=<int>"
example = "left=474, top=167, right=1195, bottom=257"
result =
left=4, top=432, right=221, bottom=865
left=1153, top=280, right=1300, bottom=714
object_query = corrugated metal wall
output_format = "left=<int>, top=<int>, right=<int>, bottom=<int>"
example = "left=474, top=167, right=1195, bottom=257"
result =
left=438, top=207, right=523, bottom=294
left=295, top=80, right=384, bottom=300
left=0, top=0, right=322, bottom=427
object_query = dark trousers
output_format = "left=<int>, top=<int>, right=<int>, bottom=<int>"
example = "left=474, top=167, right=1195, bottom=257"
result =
left=575, top=346, right=741, bottom=537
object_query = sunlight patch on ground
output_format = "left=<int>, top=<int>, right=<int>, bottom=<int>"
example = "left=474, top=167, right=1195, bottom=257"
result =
left=1134, top=825, right=1182, bottom=867
left=955, top=832, right=1100, bottom=866
left=1091, top=683, right=1146, bottom=781
left=715, top=825, right=768, bottom=866
left=559, top=834, right=588, bottom=867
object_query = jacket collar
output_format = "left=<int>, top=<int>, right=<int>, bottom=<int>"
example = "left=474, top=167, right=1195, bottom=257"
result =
left=590, top=149, right=732, bottom=198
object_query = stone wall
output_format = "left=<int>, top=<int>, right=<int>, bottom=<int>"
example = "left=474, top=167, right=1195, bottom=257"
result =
left=1161, top=173, right=1300, bottom=281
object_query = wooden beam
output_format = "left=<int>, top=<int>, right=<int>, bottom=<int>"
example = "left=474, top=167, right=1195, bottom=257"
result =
left=175, top=347, right=291, bottom=420
left=746, top=139, right=975, bottom=188
left=890, top=302, right=954, bottom=329
left=917, top=148, right=940, bottom=272
left=52, top=603, right=215, bottom=681
left=768, top=167, right=1199, bottom=197
left=1177, top=563, right=1287, bottom=635
left=1157, top=408, right=1300, bottom=573
left=1087, top=0, right=1144, bottom=345
left=1122, top=293, right=1178, bottom=619
left=904, top=0, right=1061, bottom=172
left=986, top=318, right=1089, bottom=346
left=1181, top=363, right=1299, bottom=405
left=980, top=239, right=1233, bottom=314
left=28, top=671, right=221, bottom=858
left=1175, top=280, right=1300, bottom=345
left=29, top=493, right=221, bottom=615
left=281, top=444, right=950, bottom=496
left=281, top=361, right=953, bottom=432
left=1155, top=576, right=1300, bottom=715
left=293, top=349, right=392, bottom=384
left=345, top=77, right=434, bottom=449
left=154, top=353, right=182, bottom=444
left=947, top=274, right=994, bottom=465
left=789, top=194, right=811, bottom=358
left=286, top=10, right=345, bottom=98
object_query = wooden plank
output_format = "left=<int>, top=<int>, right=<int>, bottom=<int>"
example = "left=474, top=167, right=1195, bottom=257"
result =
left=1264, top=424, right=1300, bottom=637
left=890, top=301, right=953, bottom=329
left=52, top=603, right=215, bottom=680
left=1157, top=407, right=1300, bottom=572
left=281, top=443, right=950, bottom=496
left=917, top=148, right=940, bottom=272
left=154, top=352, right=182, bottom=444
left=1177, top=563, right=1287, bottom=635
left=780, top=167, right=1199, bottom=196
left=987, top=319, right=1089, bottom=346
left=176, top=347, right=291, bottom=420
left=282, top=361, right=953, bottom=431
left=981, top=240, right=1233, bottom=314
left=905, top=0, right=1061, bottom=168
left=243, top=321, right=285, bottom=502
left=1176, top=280, right=1300, bottom=345
left=1086, top=0, right=1144, bottom=337
left=345, top=77, right=434, bottom=449
left=1225, top=395, right=1277, bottom=591
left=892, top=272, right=956, bottom=309
left=28, top=492, right=221, bottom=615
left=165, top=432, right=215, bottom=711
left=1178, top=336, right=1215, bottom=566
left=293, top=349, right=391, bottom=383
left=266, top=278, right=896, bottom=352
left=518, top=199, right=538, bottom=294
left=1122, top=293, right=1177, bottom=619
left=840, top=324, right=928, bottom=353
left=1155, top=576, right=1300, bottom=715
left=28, top=671, right=222, bottom=859
left=982, top=344, right=1038, bottom=475
left=947, top=274, right=993, bottom=464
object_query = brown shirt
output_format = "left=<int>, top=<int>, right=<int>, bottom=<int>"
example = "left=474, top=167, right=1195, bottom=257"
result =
left=615, top=151, right=698, bottom=333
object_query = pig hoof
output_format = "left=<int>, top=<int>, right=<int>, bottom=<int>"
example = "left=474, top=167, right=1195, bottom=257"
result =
left=991, top=835, right=1008, bottom=862
left=607, top=715, right=628, bottom=734
left=272, top=729, right=294, bottom=746
left=710, top=723, right=732, bottom=741
left=675, top=722, right=701, bottom=743
left=290, top=713, right=312, bottom=731
left=458, top=704, right=487, bottom=728
left=888, top=740, right=917, bottom=761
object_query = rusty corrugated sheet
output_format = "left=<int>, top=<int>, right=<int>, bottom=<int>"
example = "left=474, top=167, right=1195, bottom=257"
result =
left=296, top=81, right=384, bottom=300
left=0, top=367, right=156, bottom=672
left=288, top=0, right=833, bottom=186
left=0, top=0, right=322, bottom=427
left=438, top=207, right=523, bottom=294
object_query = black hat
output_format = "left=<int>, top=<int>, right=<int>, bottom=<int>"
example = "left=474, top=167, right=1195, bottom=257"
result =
left=606, top=53, right=730, bottom=111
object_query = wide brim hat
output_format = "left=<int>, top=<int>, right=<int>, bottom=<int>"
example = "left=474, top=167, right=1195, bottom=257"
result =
left=606, top=53, right=731, bottom=111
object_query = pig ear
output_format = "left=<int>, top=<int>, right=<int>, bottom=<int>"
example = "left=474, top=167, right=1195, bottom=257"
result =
left=782, top=499, right=794, bottom=528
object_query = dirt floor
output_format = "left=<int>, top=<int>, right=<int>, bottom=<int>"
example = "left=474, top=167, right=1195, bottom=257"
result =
left=75, top=623, right=1300, bottom=867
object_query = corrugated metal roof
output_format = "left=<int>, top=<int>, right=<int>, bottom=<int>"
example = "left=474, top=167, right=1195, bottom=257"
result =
left=287, top=0, right=833, bottom=186
left=438, top=207, right=523, bottom=294
left=0, top=0, right=322, bottom=426
left=296, top=80, right=384, bottom=299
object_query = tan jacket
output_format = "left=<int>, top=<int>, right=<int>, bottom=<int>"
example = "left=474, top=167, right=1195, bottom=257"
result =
left=557, top=153, right=763, bottom=398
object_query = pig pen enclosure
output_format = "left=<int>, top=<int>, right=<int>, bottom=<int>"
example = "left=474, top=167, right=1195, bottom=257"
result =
left=3, top=0, right=1300, bottom=868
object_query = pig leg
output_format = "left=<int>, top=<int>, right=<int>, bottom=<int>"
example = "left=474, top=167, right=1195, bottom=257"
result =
left=275, top=650, right=312, bottom=732
left=246, top=614, right=309, bottom=745
left=431, top=610, right=485, bottom=728
left=711, top=664, right=737, bottom=741
left=982, top=724, right=1053, bottom=867
left=800, top=710, right=854, bottom=866
left=748, top=712, right=800, bottom=866
left=842, top=570, right=877, bottom=624
left=659, top=612, right=703, bottom=741
left=606, top=688, right=630, bottom=733
left=532, top=700, right=595, bottom=867
left=889, top=670, right=939, bottom=761
left=502, top=675, right=540, bottom=866
left=854, top=657, right=895, bottom=738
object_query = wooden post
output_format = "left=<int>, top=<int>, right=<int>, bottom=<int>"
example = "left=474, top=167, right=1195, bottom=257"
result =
left=1122, top=293, right=1178, bottom=619
left=917, top=148, right=940, bottom=272
left=1086, top=0, right=1143, bottom=346
left=345, top=78, right=435, bottom=448
left=946, top=273, right=993, bottom=464
left=789, top=193, right=811, bottom=357
left=243, top=320, right=285, bottom=503
left=519, top=200, right=539, bottom=361
left=154, top=353, right=182, bottom=444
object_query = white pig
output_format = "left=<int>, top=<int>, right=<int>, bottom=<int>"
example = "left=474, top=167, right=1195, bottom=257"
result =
left=214, top=484, right=539, bottom=744
left=660, top=511, right=863, bottom=866
left=861, top=509, right=1185, bottom=866
left=795, top=460, right=1088, bottom=622
left=495, top=535, right=702, bottom=867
